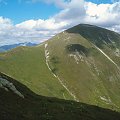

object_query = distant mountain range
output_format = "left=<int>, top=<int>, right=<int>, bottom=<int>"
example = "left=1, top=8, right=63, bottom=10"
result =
left=0, top=42, right=38, bottom=52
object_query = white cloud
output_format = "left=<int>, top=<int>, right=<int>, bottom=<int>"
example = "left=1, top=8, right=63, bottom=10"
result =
left=0, top=17, right=68, bottom=46
left=0, top=17, right=12, bottom=30
left=0, top=0, right=120, bottom=46
left=84, top=2, right=120, bottom=30
left=16, top=18, right=68, bottom=30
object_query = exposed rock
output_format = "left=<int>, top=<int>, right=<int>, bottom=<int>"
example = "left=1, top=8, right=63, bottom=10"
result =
left=0, top=77, right=24, bottom=98
left=114, top=48, right=120, bottom=57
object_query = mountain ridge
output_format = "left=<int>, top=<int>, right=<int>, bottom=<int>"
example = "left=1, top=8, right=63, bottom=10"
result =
left=0, top=42, right=38, bottom=52
left=0, top=24, right=120, bottom=113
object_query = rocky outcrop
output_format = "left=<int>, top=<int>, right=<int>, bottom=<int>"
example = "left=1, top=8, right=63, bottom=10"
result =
left=0, top=77, right=24, bottom=98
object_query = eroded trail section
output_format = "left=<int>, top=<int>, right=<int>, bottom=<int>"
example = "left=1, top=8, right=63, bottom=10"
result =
left=93, top=44, right=120, bottom=71
left=44, top=43, right=79, bottom=101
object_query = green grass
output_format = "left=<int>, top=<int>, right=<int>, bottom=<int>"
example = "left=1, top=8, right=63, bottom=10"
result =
left=0, top=46, right=73, bottom=100
left=46, top=26, right=120, bottom=111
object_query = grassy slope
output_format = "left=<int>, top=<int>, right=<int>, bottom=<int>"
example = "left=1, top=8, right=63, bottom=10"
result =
left=0, top=73, right=120, bottom=120
left=0, top=46, right=73, bottom=100
left=0, top=24, right=120, bottom=112
left=46, top=25, right=120, bottom=111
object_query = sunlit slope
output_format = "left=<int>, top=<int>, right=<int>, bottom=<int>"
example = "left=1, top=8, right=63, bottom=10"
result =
left=45, top=24, right=120, bottom=111
left=0, top=46, right=73, bottom=100
left=0, top=24, right=120, bottom=111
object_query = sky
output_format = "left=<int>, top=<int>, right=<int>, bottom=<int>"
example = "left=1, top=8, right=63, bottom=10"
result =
left=0, top=0, right=120, bottom=46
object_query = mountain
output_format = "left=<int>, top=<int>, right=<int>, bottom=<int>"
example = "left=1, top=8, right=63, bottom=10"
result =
left=1, top=72, right=120, bottom=120
left=0, top=24, right=120, bottom=114
left=0, top=42, right=38, bottom=52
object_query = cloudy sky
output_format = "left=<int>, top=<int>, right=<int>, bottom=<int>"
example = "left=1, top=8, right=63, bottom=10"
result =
left=0, top=0, right=120, bottom=46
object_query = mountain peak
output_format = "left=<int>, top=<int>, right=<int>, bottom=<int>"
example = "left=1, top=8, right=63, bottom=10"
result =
left=66, top=24, right=120, bottom=48
left=66, top=24, right=111, bottom=33
left=0, top=24, right=120, bottom=118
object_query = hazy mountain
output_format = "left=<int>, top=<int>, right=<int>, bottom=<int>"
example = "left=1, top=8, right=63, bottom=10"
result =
left=0, top=24, right=120, bottom=119
left=0, top=42, right=38, bottom=52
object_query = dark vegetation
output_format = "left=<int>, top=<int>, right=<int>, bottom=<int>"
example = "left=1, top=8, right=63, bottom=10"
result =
left=50, top=56, right=60, bottom=74
left=0, top=72, right=120, bottom=120
left=50, top=56, right=60, bottom=64
left=66, top=24, right=120, bottom=48
left=66, top=44, right=89, bottom=56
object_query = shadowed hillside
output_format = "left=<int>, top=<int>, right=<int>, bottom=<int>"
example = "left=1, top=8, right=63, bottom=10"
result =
left=0, top=72, right=120, bottom=120
left=66, top=24, right=120, bottom=48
